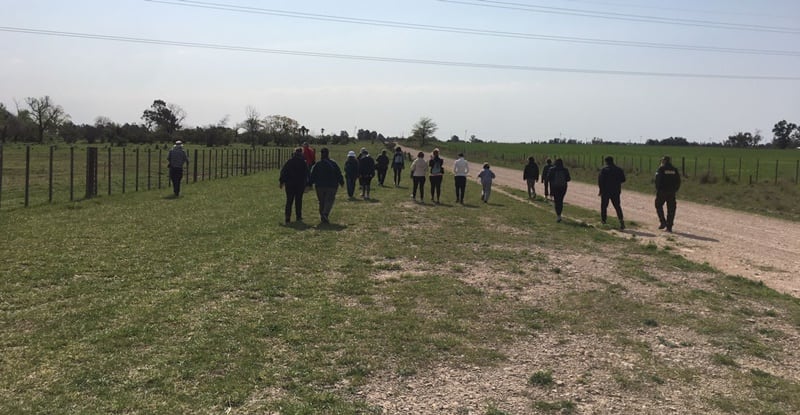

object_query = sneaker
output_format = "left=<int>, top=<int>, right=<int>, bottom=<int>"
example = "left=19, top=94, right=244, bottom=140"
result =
left=557, top=215, right=562, bottom=223
left=666, top=227, right=673, bottom=233
left=658, top=223, right=667, bottom=230
left=619, top=221, right=625, bottom=230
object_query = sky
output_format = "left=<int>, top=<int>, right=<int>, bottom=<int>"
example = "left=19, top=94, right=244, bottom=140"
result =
left=2, top=0, right=799, bottom=143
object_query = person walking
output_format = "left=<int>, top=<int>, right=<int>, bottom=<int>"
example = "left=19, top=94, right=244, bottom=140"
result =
left=453, top=153, right=469, bottom=204
left=541, top=158, right=553, bottom=201
left=166, top=140, right=189, bottom=197
left=344, top=150, right=359, bottom=199
left=523, top=156, right=540, bottom=199
left=428, top=148, right=445, bottom=204
left=279, top=147, right=309, bottom=223
left=376, top=149, right=390, bottom=187
left=477, top=163, right=496, bottom=203
left=391, top=146, right=405, bottom=187
left=655, top=155, right=681, bottom=232
left=358, top=148, right=376, bottom=200
left=302, top=141, right=316, bottom=168
left=546, top=158, right=571, bottom=222
left=598, top=156, right=626, bottom=230
left=309, top=147, right=344, bottom=224
left=410, top=151, right=427, bottom=202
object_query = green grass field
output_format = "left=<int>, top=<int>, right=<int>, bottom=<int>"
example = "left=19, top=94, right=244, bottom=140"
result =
left=2, top=168, right=799, bottom=414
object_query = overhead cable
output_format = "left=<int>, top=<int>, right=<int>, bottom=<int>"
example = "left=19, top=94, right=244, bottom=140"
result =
left=2, top=26, right=799, bottom=81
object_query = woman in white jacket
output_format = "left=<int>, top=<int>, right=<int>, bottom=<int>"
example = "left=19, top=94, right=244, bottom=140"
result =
left=410, top=152, right=428, bottom=202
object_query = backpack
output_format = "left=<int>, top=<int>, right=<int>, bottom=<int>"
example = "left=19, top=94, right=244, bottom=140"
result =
left=393, top=153, right=404, bottom=164
left=550, top=169, right=567, bottom=188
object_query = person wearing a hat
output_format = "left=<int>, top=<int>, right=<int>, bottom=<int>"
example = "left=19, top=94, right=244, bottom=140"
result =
left=344, top=150, right=359, bottom=199
left=654, top=155, right=681, bottom=232
left=391, top=146, right=405, bottom=187
left=309, top=147, right=344, bottom=224
left=166, top=140, right=189, bottom=197
left=597, top=156, right=626, bottom=230
left=279, top=147, right=309, bottom=223
left=428, top=148, right=445, bottom=204
left=357, top=148, right=376, bottom=200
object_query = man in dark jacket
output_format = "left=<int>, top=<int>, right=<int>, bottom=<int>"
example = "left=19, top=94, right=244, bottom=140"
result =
left=541, top=158, right=553, bottom=201
left=654, top=155, right=681, bottom=232
left=357, top=149, right=376, bottom=200
left=375, top=150, right=390, bottom=187
left=598, top=156, right=626, bottom=230
left=523, top=157, right=540, bottom=199
left=309, top=147, right=344, bottom=224
left=166, top=140, right=189, bottom=197
left=279, top=147, right=309, bottom=224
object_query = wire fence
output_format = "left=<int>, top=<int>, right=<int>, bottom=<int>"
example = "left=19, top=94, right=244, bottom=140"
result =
left=0, top=144, right=292, bottom=211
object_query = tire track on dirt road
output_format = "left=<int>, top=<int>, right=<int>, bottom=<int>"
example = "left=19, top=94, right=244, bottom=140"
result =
left=403, top=147, right=800, bottom=297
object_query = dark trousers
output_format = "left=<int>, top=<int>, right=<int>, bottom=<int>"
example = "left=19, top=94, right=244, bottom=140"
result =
left=526, top=179, right=537, bottom=198
left=392, top=166, right=403, bottom=186
left=543, top=180, right=550, bottom=197
left=315, top=186, right=337, bottom=220
left=552, top=186, right=567, bottom=216
left=601, top=193, right=624, bottom=223
left=454, top=176, right=467, bottom=202
left=377, top=168, right=388, bottom=185
left=429, top=175, right=443, bottom=201
left=169, top=167, right=183, bottom=196
left=655, top=191, right=677, bottom=228
left=346, top=176, right=357, bottom=197
left=284, top=186, right=304, bottom=221
left=359, top=176, right=373, bottom=196
left=412, top=176, right=426, bottom=199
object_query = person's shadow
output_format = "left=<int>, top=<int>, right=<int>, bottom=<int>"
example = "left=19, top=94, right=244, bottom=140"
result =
left=670, top=231, right=718, bottom=242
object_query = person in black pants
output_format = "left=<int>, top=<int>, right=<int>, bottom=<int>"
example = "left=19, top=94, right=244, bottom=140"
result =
left=375, top=150, right=390, bottom=186
left=166, top=140, right=189, bottom=197
left=655, top=155, right=681, bottom=232
left=598, top=156, right=626, bottom=230
left=279, top=147, right=309, bottom=223
left=546, top=158, right=571, bottom=222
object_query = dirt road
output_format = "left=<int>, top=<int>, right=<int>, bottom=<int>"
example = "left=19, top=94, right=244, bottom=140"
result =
left=405, top=148, right=800, bottom=297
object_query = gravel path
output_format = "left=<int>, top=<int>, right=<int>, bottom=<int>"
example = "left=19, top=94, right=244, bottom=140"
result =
left=405, top=148, right=800, bottom=297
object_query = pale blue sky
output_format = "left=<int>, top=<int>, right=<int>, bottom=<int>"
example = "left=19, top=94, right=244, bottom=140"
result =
left=2, top=0, right=799, bottom=143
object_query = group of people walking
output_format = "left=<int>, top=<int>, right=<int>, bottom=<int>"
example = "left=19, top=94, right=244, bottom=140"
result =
left=277, top=143, right=681, bottom=232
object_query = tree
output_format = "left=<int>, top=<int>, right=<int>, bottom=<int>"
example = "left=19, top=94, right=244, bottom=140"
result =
left=264, top=115, right=300, bottom=146
left=411, top=117, right=437, bottom=147
left=726, top=131, right=762, bottom=148
left=241, top=106, right=263, bottom=148
left=141, top=99, right=185, bottom=139
left=449, top=135, right=460, bottom=142
left=772, top=120, right=798, bottom=149
left=25, top=96, right=70, bottom=143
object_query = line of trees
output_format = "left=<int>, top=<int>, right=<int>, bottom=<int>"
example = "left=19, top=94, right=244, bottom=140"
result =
left=0, top=97, right=402, bottom=147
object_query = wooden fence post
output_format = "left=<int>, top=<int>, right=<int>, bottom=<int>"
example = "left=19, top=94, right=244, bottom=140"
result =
left=108, top=147, right=112, bottom=195
left=147, top=149, right=152, bottom=190
left=755, top=159, right=759, bottom=183
left=86, top=147, right=98, bottom=199
left=158, top=149, right=162, bottom=189
left=70, top=146, right=74, bottom=201
left=122, top=148, right=126, bottom=194
left=774, top=160, right=779, bottom=184
left=49, top=146, right=54, bottom=203
left=193, top=149, right=198, bottom=183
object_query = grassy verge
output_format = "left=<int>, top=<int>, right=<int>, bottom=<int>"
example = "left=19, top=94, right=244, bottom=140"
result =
left=1, top=169, right=799, bottom=414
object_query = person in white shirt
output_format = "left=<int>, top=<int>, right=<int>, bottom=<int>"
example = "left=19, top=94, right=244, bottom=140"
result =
left=453, top=153, right=469, bottom=204
left=410, top=152, right=428, bottom=202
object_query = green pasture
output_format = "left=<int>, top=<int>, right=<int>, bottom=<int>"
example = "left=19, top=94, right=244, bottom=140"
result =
left=1, top=168, right=800, bottom=414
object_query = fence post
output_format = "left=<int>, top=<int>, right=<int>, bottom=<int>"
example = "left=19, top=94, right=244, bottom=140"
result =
left=681, top=157, right=686, bottom=177
left=755, top=159, right=759, bottom=183
left=49, top=146, right=54, bottom=203
left=796, top=160, right=799, bottom=184
left=158, top=149, right=162, bottom=189
left=70, top=146, right=74, bottom=201
left=25, top=145, right=30, bottom=207
left=722, top=158, right=726, bottom=181
left=147, top=149, right=152, bottom=190
left=201, top=149, right=205, bottom=181
left=136, top=147, right=139, bottom=192
left=738, top=158, right=742, bottom=183
left=193, top=149, right=198, bottom=183
left=244, top=148, right=248, bottom=176
left=108, top=147, right=112, bottom=195
left=86, top=147, right=98, bottom=199
left=774, top=160, right=779, bottom=185
left=122, top=148, right=127, bottom=194
left=0, top=144, right=3, bottom=209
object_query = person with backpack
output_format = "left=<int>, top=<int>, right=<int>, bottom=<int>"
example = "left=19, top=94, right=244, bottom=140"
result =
left=391, top=147, right=405, bottom=187
left=523, top=156, right=540, bottom=199
left=546, top=158, right=571, bottom=222
left=541, top=158, right=553, bottom=201
left=428, top=148, right=445, bottom=204
left=655, top=155, right=681, bottom=232
left=375, top=149, right=390, bottom=187
left=309, top=147, right=344, bottom=224
left=598, top=156, right=626, bottom=230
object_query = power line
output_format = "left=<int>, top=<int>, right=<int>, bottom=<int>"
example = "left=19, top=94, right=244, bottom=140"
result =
left=438, top=0, right=800, bottom=35
left=2, top=26, right=799, bottom=80
left=557, top=0, right=799, bottom=21
left=144, top=0, right=800, bottom=57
